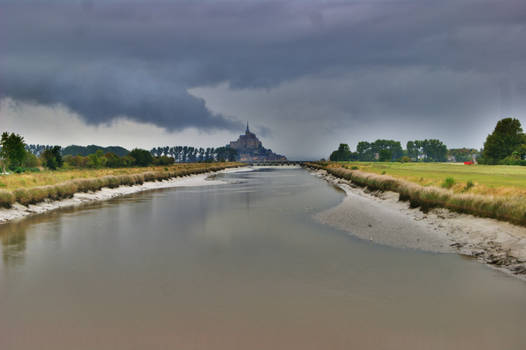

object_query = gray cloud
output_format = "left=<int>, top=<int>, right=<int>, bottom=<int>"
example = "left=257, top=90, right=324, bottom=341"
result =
left=1, top=0, right=526, bottom=148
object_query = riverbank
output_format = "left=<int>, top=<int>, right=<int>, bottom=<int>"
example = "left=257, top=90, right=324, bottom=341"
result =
left=310, top=168, right=526, bottom=280
left=0, top=167, right=248, bottom=224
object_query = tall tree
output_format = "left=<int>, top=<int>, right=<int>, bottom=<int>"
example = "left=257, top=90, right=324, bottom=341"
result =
left=356, top=141, right=374, bottom=161
left=483, top=118, right=525, bottom=164
left=329, top=144, right=353, bottom=161
left=422, top=139, right=448, bottom=162
left=42, top=146, right=64, bottom=170
left=372, top=140, right=403, bottom=161
left=0, top=132, right=27, bottom=170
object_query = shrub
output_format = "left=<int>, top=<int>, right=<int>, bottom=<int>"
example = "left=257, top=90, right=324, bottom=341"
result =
left=441, top=177, right=455, bottom=189
left=0, top=190, right=15, bottom=208
left=28, top=187, right=48, bottom=204
left=56, top=182, right=78, bottom=198
left=464, top=180, right=475, bottom=192
left=43, top=185, right=59, bottom=200
left=129, top=148, right=153, bottom=166
left=13, top=189, right=32, bottom=206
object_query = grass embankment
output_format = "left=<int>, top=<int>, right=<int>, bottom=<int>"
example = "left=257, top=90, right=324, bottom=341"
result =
left=0, top=163, right=241, bottom=208
left=307, top=162, right=526, bottom=227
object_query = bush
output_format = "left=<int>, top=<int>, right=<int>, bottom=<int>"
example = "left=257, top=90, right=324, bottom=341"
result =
left=13, top=188, right=32, bottom=206
left=441, top=177, right=455, bottom=189
left=28, top=187, right=48, bottom=203
left=129, top=149, right=153, bottom=166
left=23, top=153, right=41, bottom=168
left=43, top=185, right=59, bottom=200
left=464, top=180, right=475, bottom=192
left=56, top=182, right=78, bottom=198
left=0, top=190, right=15, bottom=208
left=41, top=146, right=63, bottom=170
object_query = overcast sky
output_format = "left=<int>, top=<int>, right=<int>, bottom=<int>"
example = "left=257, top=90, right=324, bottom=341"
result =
left=1, top=0, right=525, bottom=159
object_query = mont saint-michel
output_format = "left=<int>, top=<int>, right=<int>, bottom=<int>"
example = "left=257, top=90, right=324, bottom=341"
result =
left=228, top=123, right=287, bottom=162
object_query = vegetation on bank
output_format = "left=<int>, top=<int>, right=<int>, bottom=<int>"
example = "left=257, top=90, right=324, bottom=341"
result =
left=0, top=131, right=243, bottom=210
left=1, top=131, right=240, bottom=174
left=309, top=161, right=526, bottom=226
left=0, top=163, right=240, bottom=208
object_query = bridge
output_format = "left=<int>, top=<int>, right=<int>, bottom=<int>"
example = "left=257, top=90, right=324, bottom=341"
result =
left=246, top=161, right=308, bottom=166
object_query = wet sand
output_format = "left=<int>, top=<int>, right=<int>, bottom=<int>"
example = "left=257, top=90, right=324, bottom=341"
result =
left=312, top=169, right=526, bottom=280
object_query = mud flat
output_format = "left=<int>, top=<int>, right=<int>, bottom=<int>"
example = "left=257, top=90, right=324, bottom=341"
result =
left=312, top=168, right=526, bottom=280
left=0, top=167, right=250, bottom=224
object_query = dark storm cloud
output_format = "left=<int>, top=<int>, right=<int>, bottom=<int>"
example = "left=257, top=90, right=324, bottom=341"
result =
left=1, top=0, right=526, bottom=135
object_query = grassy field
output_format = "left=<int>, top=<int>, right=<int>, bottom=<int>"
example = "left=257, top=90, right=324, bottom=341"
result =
left=333, top=162, right=526, bottom=197
left=0, top=162, right=241, bottom=208
left=308, top=161, right=526, bottom=226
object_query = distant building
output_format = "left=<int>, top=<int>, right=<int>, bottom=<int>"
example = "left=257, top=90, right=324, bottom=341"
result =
left=228, top=123, right=287, bottom=162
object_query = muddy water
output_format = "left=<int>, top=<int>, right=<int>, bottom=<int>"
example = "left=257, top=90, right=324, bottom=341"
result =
left=1, top=168, right=525, bottom=349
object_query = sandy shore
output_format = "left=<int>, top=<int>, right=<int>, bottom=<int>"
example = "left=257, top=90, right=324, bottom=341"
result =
left=311, top=168, right=526, bottom=280
left=0, top=167, right=250, bottom=224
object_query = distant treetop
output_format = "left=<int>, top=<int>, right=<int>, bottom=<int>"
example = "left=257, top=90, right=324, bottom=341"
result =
left=62, top=145, right=130, bottom=157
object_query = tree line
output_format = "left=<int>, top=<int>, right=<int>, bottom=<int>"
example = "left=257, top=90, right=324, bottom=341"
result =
left=329, top=117, right=526, bottom=165
left=330, top=139, right=450, bottom=162
left=1, top=132, right=238, bottom=173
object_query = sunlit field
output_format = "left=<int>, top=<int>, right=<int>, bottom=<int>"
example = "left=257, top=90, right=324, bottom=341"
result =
left=334, top=162, right=526, bottom=197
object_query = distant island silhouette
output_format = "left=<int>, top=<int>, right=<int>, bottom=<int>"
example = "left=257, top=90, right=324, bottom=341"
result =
left=228, top=123, right=287, bottom=162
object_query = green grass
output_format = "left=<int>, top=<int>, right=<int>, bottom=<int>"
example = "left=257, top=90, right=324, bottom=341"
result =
left=335, top=162, right=526, bottom=196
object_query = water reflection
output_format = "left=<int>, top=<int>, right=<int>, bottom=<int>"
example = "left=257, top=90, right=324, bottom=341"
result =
left=0, top=221, right=27, bottom=266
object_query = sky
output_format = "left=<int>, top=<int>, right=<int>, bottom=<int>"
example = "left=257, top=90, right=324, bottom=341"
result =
left=1, top=0, right=525, bottom=160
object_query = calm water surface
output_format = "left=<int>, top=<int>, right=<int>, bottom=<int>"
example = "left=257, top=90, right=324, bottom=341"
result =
left=1, top=168, right=525, bottom=349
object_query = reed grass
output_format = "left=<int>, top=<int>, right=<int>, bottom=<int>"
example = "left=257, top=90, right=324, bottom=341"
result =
left=307, top=162, right=526, bottom=226
left=0, top=163, right=240, bottom=209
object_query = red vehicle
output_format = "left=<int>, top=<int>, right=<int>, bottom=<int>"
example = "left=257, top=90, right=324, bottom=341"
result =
left=464, top=161, right=473, bottom=165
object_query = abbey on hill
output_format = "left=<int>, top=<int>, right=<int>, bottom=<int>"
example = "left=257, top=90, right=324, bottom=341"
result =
left=228, top=123, right=287, bottom=162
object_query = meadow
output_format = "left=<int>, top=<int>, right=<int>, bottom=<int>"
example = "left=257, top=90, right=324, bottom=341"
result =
left=0, top=162, right=241, bottom=208
left=335, top=162, right=526, bottom=197
left=309, top=162, right=526, bottom=226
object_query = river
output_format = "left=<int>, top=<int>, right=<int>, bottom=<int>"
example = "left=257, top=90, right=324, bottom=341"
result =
left=1, top=168, right=525, bottom=349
